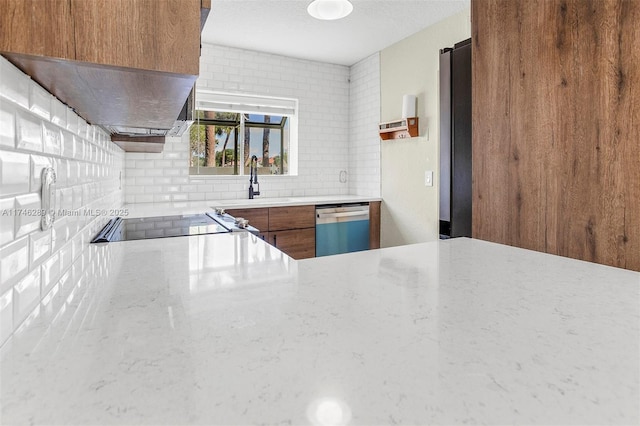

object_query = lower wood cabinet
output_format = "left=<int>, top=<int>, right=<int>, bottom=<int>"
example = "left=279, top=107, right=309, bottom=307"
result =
left=226, top=201, right=380, bottom=260
left=225, top=206, right=315, bottom=260
left=268, top=205, right=315, bottom=230
left=265, top=228, right=315, bottom=260
left=266, top=206, right=315, bottom=260
left=223, top=207, right=269, bottom=240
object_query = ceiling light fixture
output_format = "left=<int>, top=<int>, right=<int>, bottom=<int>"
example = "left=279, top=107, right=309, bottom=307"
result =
left=307, top=0, right=353, bottom=21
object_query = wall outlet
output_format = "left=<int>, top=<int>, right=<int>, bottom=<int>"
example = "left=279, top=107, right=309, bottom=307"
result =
left=425, top=170, right=433, bottom=187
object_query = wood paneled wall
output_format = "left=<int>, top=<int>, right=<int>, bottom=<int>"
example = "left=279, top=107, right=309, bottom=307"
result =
left=472, top=0, right=640, bottom=271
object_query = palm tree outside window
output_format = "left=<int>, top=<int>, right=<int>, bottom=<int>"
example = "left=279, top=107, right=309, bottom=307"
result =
left=189, top=91, right=297, bottom=177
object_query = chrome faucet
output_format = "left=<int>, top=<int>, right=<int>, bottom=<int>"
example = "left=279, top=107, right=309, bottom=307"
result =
left=248, top=155, right=260, bottom=199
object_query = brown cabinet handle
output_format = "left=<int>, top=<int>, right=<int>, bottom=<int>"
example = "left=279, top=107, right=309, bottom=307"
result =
left=273, top=234, right=277, bottom=247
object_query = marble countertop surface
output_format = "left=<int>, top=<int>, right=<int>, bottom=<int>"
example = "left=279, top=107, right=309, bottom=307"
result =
left=122, top=195, right=380, bottom=219
left=1, top=236, right=639, bottom=425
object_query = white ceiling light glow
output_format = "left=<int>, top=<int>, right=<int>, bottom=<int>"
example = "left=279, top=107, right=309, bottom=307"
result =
left=307, top=0, right=353, bottom=20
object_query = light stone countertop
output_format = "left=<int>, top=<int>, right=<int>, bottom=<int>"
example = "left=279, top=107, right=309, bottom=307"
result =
left=1, top=235, right=639, bottom=425
left=122, top=195, right=380, bottom=219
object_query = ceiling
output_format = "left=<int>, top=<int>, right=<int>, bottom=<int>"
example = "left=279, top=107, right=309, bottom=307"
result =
left=202, top=0, right=470, bottom=66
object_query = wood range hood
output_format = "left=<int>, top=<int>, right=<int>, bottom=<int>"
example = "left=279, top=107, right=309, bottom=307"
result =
left=0, top=0, right=211, bottom=153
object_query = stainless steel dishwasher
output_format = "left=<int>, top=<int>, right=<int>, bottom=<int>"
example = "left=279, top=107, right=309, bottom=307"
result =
left=315, top=203, right=370, bottom=257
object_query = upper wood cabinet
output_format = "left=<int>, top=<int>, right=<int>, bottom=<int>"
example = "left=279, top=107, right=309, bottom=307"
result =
left=0, top=0, right=209, bottom=131
left=71, top=0, right=200, bottom=75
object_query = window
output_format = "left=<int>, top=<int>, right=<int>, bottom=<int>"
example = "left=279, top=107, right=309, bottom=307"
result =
left=189, top=91, right=298, bottom=176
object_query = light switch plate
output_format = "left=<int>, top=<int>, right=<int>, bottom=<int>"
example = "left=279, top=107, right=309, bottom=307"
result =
left=425, top=170, right=433, bottom=187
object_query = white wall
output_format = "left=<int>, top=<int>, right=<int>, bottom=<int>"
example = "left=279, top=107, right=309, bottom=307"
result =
left=379, top=9, right=471, bottom=247
left=124, top=44, right=351, bottom=203
left=0, top=58, right=124, bottom=346
left=348, top=53, right=381, bottom=197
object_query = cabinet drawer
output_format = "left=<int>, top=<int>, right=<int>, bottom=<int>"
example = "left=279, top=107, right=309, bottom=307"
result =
left=268, top=205, right=315, bottom=231
left=225, top=208, right=269, bottom=232
left=267, top=228, right=315, bottom=260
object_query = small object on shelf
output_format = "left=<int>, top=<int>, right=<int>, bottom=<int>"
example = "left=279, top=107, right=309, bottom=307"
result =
left=379, top=117, right=419, bottom=140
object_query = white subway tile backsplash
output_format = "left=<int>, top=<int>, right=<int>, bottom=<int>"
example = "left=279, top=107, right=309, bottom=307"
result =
left=153, top=194, right=172, bottom=203
left=65, top=107, right=78, bottom=135
left=16, top=108, right=43, bottom=153
left=15, top=193, right=41, bottom=238
left=30, top=229, right=52, bottom=268
left=58, top=241, right=73, bottom=275
left=135, top=176, right=154, bottom=186
left=29, top=83, right=52, bottom=120
left=70, top=234, right=83, bottom=263
left=13, top=268, right=41, bottom=326
left=59, top=187, right=73, bottom=211
left=74, top=136, right=85, bottom=160
left=0, top=57, right=125, bottom=346
left=67, top=161, right=79, bottom=186
left=0, top=151, right=30, bottom=197
left=124, top=43, right=351, bottom=203
left=53, top=158, right=67, bottom=187
left=29, top=155, right=52, bottom=193
left=72, top=186, right=82, bottom=209
left=42, top=253, right=61, bottom=295
left=78, top=118, right=89, bottom=141
left=0, top=237, right=29, bottom=294
left=51, top=216, right=68, bottom=255
left=50, top=97, right=67, bottom=128
left=61, top=130, right=75, bottom=159
left=43, top=122, right=62, bottom=156
left=40, top=282, right=60, bottom=325
left=0, top=288, right=13, bottom=345
left=0, top=59, right=30, bottom=108
left=87, top=143, right=95, bottom=162
left=135, top=194, right=153, bottom=203
left=348, top=53, right=380, bottom=197
left=0, top=99, right=16, bottom=148
left=0, top=197, right=15, bottom=246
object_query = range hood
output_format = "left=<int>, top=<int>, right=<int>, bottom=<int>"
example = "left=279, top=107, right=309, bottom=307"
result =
left=109, top=87, right=195, bottom=152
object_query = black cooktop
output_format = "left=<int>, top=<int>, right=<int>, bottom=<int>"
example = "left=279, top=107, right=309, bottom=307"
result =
left=91, top=213, right=230, bottom=243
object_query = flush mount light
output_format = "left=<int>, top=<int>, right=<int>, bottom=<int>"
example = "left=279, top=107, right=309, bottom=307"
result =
left=307, top=0, right=353, bottom=20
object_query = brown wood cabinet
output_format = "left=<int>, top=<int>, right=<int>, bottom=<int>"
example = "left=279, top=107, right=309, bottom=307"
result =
left=268, top=206, right=315, bottom=231
left=265, top=229, right=316, bottom=260
left=267, top=206, right=315, bottom=259
left=226, top=205, right=315, bottom=260
left=224, top=207, right=269, bottom=241
left=0, top=0, right=209, bottom=144
left=369, top=201, right=381, bottom=249
left=227, top=202, right=380, bottom=259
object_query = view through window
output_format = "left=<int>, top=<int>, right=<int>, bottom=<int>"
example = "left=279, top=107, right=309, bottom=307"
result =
left=189, top=92, right=297, bottom=176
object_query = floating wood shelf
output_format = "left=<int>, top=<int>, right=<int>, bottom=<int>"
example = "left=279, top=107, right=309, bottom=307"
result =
left=379, top=117, right=419, bottom=140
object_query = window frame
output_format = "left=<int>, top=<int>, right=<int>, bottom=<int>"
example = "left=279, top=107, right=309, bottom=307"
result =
left=189, top=90, right=298, bottom=178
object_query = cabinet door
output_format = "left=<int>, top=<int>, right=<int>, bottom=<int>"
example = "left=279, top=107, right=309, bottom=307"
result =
left=268, top=228, right=315, bottom=260
left=0, top=0, right=76, bottom=59
left=268, top=206, right=315, bottom=231
left=71, top=0, right=201, bottom=75
left=225, top=208, right=269, bottom=235
left=0, top=0, right=201, bottom=75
